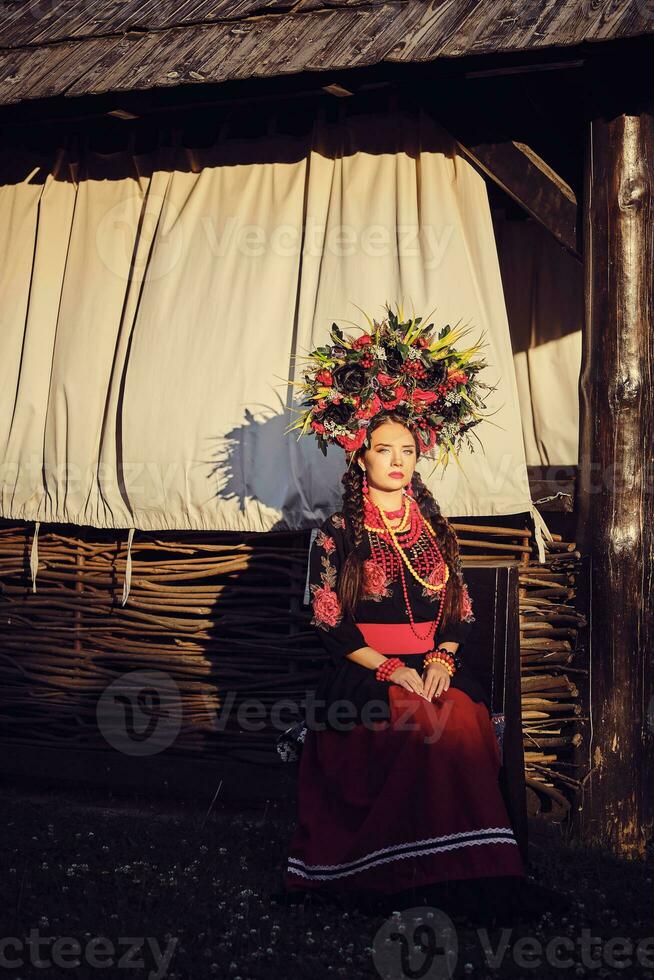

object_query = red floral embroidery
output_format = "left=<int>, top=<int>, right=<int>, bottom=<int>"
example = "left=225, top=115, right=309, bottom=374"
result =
left=309, top=551, right=343, bottom=630
left=460, top=581, right=475, bottom=622
left=421, top=565, right=449, bottom=602
left=315, top=530, right=336, bottom=553
left=362, top=559, right=392, bottom=601
left=311, top=584, right=342, bottom=628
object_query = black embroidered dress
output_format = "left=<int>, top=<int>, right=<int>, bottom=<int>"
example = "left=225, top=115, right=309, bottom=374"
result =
left=284, top=508, right=526, bottom=895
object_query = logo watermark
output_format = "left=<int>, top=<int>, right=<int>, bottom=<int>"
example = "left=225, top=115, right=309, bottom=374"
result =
left=97, top=670, right=183, bottom=756
left=371, top=906, right=654, bottom=978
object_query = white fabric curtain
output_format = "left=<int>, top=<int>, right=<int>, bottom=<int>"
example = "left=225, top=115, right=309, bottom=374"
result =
left=0, top=100, right=549, bottom=563
left=493, top=214, right=583, bottom=467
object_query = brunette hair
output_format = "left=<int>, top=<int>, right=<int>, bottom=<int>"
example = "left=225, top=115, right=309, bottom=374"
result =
left=337, top=411, right=465, bottom=628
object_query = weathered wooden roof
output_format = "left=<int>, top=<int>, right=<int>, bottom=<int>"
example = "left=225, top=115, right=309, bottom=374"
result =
left=0, top=0, right=651, bottom=107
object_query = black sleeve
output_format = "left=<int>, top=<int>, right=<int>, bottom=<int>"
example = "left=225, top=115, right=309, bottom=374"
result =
left=307, top=514, right=369, bottom=666
left=436, top=568, right=475, bottom=650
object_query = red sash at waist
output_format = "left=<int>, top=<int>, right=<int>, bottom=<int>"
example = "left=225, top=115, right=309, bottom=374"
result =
left=354, top=622, right=435, bottom=655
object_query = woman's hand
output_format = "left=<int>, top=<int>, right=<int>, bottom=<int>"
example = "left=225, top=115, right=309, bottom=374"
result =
left=422, top=663, right=451, bottom=701
left=388, top=665, right=427, bottom=698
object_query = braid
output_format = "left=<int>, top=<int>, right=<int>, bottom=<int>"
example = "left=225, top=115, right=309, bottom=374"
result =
left=337, top=463, right=366, bottom=618
left=409, top=470, right=465, bottom=630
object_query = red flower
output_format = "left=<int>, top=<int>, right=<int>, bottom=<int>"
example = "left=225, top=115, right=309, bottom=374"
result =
left=312, top=586, right=342, bottom=628
left=460, top=582, right=474, bottom=620
left=415, top=427, right=437, bottom=453
left=421, top=562, right=448, bottom=600
left=337, top=428, right=367, bottom=451
left=316, top=369, right=333, bottom=386
left=411, top=389, right=439, bottom=405
left=353, top=334, right=372, bottom=348
left=311, top=420, right=326, bottom=434
left=315, top=530, right=336, bottom=553
left=380, top=385, right=407, bottom=410
left=376, top=371, right=394, bottom=386
left=363, top=560, right=389, bottom=597
left=416, top=336, right=430, bottom=348
left=355, top=394, right=382, bottom=419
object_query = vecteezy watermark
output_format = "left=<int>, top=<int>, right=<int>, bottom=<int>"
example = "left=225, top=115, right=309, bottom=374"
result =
left=372, top=906, right=459, bottom=980
left=94, top=671, right=455, bottom=758
left=0, top=929, right=177, bottom=980
left=93, top=193, right=459, bottom=281
left=97, top=670, right=183, bottom=756
left=215, top=688, right=455, bottom=744
left=371, top=906, right=654, bottom=978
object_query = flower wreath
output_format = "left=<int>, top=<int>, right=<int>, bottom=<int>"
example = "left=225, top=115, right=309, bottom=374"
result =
left=285, top=302, right=494, bottom=471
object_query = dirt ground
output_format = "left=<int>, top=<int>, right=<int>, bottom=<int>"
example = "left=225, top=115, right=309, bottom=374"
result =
left=1, top=782, right=653, bottom=980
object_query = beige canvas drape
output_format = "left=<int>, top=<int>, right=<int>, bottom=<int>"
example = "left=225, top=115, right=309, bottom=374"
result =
left=0, top=102, right=552, bottom=595
left=493, top=214, right=583, bottom=467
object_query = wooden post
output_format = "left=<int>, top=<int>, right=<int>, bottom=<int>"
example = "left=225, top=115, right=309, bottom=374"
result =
left=575, top=85, right=654, bottom=857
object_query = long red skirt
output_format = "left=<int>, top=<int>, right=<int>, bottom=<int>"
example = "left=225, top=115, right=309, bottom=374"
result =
left=284, top=681, right=526, bottom=895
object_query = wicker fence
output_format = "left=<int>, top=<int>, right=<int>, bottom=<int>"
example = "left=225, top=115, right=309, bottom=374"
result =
left=0, top=515, right=585, bottom=819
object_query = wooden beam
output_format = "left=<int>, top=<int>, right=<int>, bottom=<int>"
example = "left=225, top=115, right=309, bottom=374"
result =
left=456, top=139, right=580, bottom=259
left=575, top=101, right=654, bottom=858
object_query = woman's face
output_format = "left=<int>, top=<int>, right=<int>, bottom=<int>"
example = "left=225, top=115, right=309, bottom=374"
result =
left=358, top=420, right=418, bottom=493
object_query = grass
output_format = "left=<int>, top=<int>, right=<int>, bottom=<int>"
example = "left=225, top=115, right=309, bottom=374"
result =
left=1, top=782, right=653, bottom=980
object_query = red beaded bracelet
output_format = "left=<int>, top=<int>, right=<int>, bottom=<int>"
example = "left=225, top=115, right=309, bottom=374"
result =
left=375, top=656, right=404, bottom=682
left=423, top=647, right=456, bottom=676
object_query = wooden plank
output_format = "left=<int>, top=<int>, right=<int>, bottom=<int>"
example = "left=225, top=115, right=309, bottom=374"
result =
left=51, top=9, right=402, bottom=100
left=455, top=139, right=579, bottom=257
left=0, top=0, right=644, bottom=52
left=0, top=0, right=652, bottom=107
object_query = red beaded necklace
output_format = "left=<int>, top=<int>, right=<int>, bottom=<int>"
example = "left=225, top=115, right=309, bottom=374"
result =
left=363, top=493, right=448, bottom=641
left=383, top=505, right=405, bottom=519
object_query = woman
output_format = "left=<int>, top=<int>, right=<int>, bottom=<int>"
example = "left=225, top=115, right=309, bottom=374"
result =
left=283, top=411, right=527, bottom=910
